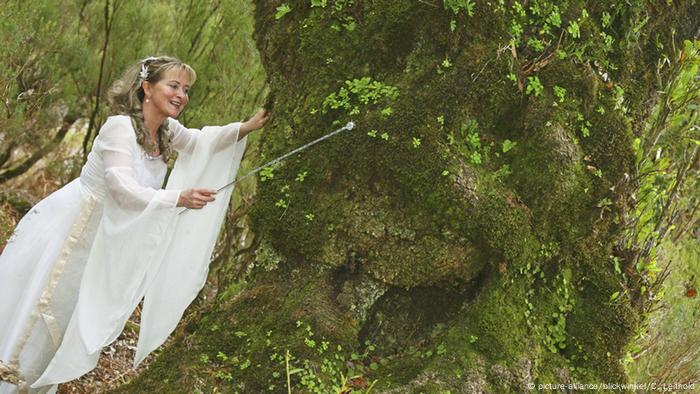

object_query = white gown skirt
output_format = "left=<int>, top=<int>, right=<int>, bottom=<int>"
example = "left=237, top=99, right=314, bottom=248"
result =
left=0, top=179, right=102, bottom=394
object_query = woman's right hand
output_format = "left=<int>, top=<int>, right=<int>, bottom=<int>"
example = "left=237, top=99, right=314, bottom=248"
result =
left=177, top=188, right=216, bottom=209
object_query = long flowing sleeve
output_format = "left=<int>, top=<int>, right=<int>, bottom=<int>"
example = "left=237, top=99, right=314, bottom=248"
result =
left=134, top=121, right=248, bottom=367
left=100, top=119, right=181, bottom=210
left=167, top=117, right=243, bottom=154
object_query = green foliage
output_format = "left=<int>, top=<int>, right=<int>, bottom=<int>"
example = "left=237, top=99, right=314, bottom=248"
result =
left=527, top=36, right=545, bottom=52
left=575, top=112, right=592, bottom=138
left=295, top=171, right=308, bottom=182
left=275, top=199, right=288, bottom=209
left=308, top=0, right=355, bottom=32
left=542, top=268, right=575, bottom=353
left=627, top=238, right=700, bottom=384
left=256, top=240, right=285, bottom=272
left=0, top=1, right=87, bottom=181
left=443, top=0, right=475, bottom=16
left=340, top=16, right=357, bottom=31
left=0, top=0, right=265, bottom=187
left=447, top=119, right=484, bottom=165
left=275, top=4, right=292, bottom=20
left=329, top=0, right=353, bottom=12
left=260, top=166, right=275, bottom=182
left=280, top=321, right=379, bottom=393
left=412, top=137, right=421, bottom=148
left=518, top=243, right=559, bottom=328
left=491, top=164, right=512, bottom=182
left=622, top=40, right=700, bottom=283
left=553, top=85, right=566, bottom=103
left=506, top=1, right=563, bottom=46
left=501, top=139, right=516, bottom=153
left=566, top=20, right=580, bottom=39
left=525, top=76, right=544, bottom=96
left=437, top=56, right=453, bottom=75
left=621, top=39, right=700, bottom=386
left=322, top=77, right=399, bottom=116
left=612, top=85, right=628, bottom=114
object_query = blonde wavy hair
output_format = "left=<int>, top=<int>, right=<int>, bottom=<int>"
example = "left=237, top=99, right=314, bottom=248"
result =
left=106, top=55, right=197, bottom=162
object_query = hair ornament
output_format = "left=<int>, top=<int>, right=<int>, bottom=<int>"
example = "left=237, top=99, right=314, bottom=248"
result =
left=139, top=56, right=159, bottom=81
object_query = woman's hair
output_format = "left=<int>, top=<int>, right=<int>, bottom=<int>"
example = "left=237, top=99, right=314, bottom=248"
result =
left=106, top=55, right=197, bottom=162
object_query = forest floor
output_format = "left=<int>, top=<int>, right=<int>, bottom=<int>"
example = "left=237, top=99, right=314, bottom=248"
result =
left=57, top=307, right=162, bottom=394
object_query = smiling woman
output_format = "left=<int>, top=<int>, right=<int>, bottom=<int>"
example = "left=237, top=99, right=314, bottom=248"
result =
left=0, top=55, right=270, bottom=393
left=107, top=57, right=199, bottom=163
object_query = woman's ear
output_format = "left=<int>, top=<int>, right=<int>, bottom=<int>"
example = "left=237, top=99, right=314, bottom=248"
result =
left=142, top=81, right=152, bottom=99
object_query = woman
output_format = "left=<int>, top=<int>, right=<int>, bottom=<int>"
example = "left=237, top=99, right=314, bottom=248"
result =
left=0, top=56, right=269, bottom=393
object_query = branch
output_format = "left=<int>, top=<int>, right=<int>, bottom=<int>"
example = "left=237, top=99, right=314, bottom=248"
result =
left=0, top=141, right=16, bottom=168
left=0, top=117, right=77, bottom=183
left=82, top=0, right=117, bottom=159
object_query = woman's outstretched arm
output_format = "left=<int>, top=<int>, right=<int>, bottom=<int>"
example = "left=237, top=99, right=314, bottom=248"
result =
left=167, top=108, right=270, bottom=154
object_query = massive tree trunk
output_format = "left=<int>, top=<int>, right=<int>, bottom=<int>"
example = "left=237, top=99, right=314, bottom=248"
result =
left=115, top=1, right=699, bottom=393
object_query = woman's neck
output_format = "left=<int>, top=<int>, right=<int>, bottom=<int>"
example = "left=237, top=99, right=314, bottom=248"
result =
left=142, top=106, right=165, bottom=138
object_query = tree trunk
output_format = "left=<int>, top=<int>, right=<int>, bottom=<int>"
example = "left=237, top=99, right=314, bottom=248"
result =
left=115, top=1, right=699, bottom=393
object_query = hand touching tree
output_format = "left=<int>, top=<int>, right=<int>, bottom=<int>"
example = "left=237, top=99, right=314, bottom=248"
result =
left=239, top=108, right=271, bottom=139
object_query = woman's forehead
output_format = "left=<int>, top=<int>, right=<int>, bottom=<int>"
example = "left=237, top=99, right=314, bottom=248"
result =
left=162, top=68, right=191, bottom=86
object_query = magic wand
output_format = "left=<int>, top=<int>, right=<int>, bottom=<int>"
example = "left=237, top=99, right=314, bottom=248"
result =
left=177, top=121, right=355, bottom=215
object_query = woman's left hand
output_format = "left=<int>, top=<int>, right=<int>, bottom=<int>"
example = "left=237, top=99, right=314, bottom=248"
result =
left=240, top=108, right=271, bottom=136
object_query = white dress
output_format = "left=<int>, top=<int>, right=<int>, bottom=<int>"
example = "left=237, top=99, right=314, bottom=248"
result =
left=0, top=115, right=247, bottom=393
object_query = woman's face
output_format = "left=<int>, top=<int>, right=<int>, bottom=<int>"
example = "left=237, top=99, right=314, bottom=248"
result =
left=145, top=68, right=191, bottom=118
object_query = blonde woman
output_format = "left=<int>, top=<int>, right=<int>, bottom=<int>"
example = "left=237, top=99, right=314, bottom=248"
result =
left=0, top=55, right=269, bottom=393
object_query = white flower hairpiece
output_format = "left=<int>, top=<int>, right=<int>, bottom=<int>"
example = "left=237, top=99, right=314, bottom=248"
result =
left=139, top=56, right=159, bottom=81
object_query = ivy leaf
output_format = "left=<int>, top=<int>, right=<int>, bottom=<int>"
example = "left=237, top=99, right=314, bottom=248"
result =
left=275, top=4, right=292, bottom=20
left=502, top=139, right=516, bottom=153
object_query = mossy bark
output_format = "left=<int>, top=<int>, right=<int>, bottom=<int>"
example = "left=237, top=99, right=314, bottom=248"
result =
left=114, top=1, right=700, bottom=393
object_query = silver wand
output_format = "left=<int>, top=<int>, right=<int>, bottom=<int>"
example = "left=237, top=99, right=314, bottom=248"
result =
left=178, top=121, right=356, bottom=215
